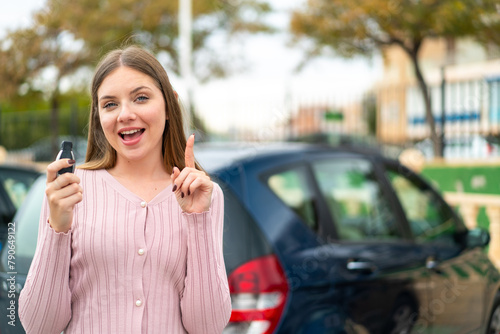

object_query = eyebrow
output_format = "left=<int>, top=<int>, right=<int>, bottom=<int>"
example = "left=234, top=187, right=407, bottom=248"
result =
left=98, top=86, right=153, bottom=102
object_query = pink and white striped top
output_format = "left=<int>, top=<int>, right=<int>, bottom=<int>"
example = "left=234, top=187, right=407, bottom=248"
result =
left=19, top=168, right=231, bottom=334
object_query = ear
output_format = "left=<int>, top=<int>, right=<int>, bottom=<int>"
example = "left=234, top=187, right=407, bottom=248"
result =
left=173, top=90, right=178, bottom=99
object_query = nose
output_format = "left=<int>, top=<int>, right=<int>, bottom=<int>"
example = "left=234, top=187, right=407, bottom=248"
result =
left=117, top=103, right=136, bottom=122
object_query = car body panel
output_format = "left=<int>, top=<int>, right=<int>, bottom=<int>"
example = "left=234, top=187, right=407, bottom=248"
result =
left=217, top=146, right=500, bottom=333
left=233, top=149, right=427, bottom=333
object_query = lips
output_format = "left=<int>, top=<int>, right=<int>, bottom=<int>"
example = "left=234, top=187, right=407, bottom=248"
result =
left=118, top=128, right=145, bottom=145
left=119, top=128, right=144, bottom=140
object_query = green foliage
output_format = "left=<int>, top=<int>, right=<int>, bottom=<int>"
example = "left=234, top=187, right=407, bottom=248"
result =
left=0, top=106, right=89, bottom=150
left=0, top=91, right=90, bottom=150
left=290, top=0, right=500, bottom=59
left=0, top=0, right=271, bottom=151
left=0, top=91, right=48, bottom=112
left=1, top=0, right=272, bottom=99
left=44, top=0, right=272, bottom=79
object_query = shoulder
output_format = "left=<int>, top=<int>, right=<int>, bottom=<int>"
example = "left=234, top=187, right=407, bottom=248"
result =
left=75, top=167, right=99, bottom=176
left=74, top=168, right=106, bottom=182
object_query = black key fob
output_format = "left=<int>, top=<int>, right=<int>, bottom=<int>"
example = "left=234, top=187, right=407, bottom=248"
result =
left=56, top=141, right=75, bottom=175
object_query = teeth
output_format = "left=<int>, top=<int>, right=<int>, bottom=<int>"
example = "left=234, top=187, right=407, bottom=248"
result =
left=120, top=129, right=141, bottom=135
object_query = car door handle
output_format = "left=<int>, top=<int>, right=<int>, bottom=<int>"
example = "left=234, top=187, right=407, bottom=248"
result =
left=426, top=259, right=438, bottom=270
left=426, top=257, right=443, bottom=274
left=346, top=261, right=377, bottom=273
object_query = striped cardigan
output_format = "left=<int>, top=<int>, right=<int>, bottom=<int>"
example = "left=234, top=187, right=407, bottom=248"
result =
left=19, top=168, right=231, bottom=334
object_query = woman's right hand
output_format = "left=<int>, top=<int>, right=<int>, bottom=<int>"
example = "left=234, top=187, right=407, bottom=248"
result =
left=45, top=159, right=83, bottom=233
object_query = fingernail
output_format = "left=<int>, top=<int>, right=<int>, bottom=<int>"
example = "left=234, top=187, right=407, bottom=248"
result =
left=181, top=192, right=184, bottom=198
left=187, top=189, right=190, bottom=196
left=172, top=184, right=177, bottom=192
left=68, top=160, right=76, bottom=165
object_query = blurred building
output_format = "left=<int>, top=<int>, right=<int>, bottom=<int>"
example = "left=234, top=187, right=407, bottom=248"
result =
left=288, top=100, right=369, bottom=139
left=376, top=37, right=500, bottom=158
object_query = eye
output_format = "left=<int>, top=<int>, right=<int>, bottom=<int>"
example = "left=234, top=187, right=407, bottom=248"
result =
left=103, top=102, right=117, bottom=109
left=136, top=95, right=149, bottom=103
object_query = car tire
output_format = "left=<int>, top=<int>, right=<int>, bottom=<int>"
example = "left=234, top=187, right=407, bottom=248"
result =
left=384, top=296, right=418, bottom=334
left=486, top=296, right=500, bottom=334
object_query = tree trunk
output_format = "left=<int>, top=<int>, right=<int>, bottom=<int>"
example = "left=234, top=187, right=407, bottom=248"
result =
left=409, top=51, right=443, bottom=158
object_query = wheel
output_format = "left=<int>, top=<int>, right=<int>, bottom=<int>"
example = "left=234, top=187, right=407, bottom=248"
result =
left=487, top=297, right=500, bottom=334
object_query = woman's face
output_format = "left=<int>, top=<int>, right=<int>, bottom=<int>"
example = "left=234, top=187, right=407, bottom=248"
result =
left=97, top=66, right=167, bottom=164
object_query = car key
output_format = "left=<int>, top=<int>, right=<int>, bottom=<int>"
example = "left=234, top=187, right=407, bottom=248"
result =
left=56, top=141, right=75, bottom=175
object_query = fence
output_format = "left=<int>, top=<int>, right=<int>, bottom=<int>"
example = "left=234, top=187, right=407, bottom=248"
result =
left=0, top=106, right=89, bottom=151
left=195, top=75, right=500, bottom=162
left=195, top=91, right=376, bottom=144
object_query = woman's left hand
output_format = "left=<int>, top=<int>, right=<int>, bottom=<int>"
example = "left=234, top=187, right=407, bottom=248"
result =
left=171, top=134, right=213, bottom=213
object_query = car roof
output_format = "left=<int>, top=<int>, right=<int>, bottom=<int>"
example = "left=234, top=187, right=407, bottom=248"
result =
left=194, top=141, right=388, bottom=172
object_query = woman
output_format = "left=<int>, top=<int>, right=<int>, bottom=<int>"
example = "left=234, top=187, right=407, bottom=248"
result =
left=19, top=46, right=232, bottom=334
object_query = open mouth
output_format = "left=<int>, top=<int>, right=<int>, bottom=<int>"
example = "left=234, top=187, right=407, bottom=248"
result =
left=119, top=128, right=145, bottom=141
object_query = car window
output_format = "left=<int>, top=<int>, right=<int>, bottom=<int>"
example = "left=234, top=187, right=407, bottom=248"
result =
left=311, top=158, right=400, bottom=241
left=1, top=176, right=45, bottom=274
left=267, top=166, right=318, bottom=231
left=0, top=169, right=39, bottom=209
left=386, top=169, right=458, bottom=245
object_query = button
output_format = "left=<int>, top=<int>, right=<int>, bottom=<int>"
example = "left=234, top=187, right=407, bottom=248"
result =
left=140, top=201, right=147, bottom=208
left=138, top=248, right=145, bottom=256
left=136, top=299, right=142, bottom=307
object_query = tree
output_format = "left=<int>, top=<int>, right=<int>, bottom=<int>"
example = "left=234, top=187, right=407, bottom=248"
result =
left=0, top=0, right=271, bottom=154
left=0, top=10, right=92, bottom=154
left=44, top=0, right=272, bottom=80
left=290, top=0, right=500, bottom=157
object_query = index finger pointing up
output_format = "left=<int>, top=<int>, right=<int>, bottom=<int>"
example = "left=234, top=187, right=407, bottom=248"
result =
left=184, top=134, right=195, bottom=168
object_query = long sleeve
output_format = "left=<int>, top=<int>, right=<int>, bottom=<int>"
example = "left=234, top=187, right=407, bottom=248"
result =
left=18, top=195, right=72, bottom=334
left=180, top=182, right=232, bottom=333
left=18, top=169, right=231, bottom=334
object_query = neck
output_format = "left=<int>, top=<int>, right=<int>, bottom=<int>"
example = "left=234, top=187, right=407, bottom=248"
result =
left=110, top=153, right=169, bottom=181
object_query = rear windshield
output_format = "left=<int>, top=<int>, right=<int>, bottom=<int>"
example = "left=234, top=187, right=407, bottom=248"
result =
left=214, top=177, right=273, bottom=274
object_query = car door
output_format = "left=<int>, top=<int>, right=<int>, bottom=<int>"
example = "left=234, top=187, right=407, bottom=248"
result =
left=385, top=163, right=488, bottom=333
left=256, top=159, right=349, bottom=333
left=305, top=154, right=435, bottom=334
left=0, top=167, right=40, bottom=248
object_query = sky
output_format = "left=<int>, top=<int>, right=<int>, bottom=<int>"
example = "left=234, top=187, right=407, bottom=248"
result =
left=0, top=0, right=46, bottom=36
left=193, top=1, right=383, bottom=135
left=1, top=0, right=384, bottom=137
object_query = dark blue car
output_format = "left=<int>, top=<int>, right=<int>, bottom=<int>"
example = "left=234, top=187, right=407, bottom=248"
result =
left=0, top=165, right=40, bottom=251
left=1, top=143, right=500, bottom=333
